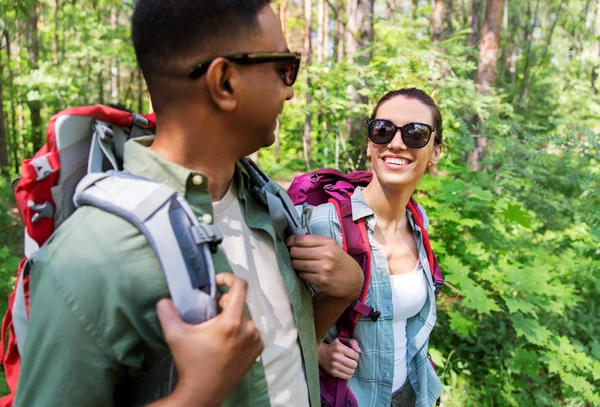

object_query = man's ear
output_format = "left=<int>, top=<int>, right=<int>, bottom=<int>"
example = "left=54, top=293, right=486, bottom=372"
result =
left=205, top=58, right=238, bottom=112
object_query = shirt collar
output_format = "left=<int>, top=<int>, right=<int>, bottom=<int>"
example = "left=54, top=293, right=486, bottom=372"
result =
left=123, top=136, right=197, bottom=196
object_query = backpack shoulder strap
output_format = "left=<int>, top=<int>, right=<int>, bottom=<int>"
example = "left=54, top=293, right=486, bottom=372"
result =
left=74, top=171, right=221, bottom=324
left=328, top=197, right=379, bottom=335
left=239, top=158, right=306, bottom=238
left=407, top=198, right=459, bottom=300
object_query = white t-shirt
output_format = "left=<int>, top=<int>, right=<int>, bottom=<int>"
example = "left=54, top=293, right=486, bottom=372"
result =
left=212, top=182, right=310, bottom=407
left=390, top=262, right=428, bottom=391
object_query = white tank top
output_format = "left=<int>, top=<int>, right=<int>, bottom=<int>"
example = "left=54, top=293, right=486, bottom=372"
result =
left=390, top=262, right=428, bottom=391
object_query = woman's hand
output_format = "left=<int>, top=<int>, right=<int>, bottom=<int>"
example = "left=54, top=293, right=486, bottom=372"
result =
left=318, top=338, right=361, bottom=380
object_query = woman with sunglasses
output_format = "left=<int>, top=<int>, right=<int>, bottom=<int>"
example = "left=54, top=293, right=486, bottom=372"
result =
left=306, top=88, right=443, bottom=407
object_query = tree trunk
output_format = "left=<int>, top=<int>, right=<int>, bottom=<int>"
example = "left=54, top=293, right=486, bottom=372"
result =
left=432, top=0, right=444, bottom=43
left=345, top=0, right=374, bottom=168
left=4, top=30, right=18, bottom=173
left=53, top=0, right=60, bottom=64
left=469, top=0, right=483, bottom=47
left=0, top=38, right=9, bottom=175
left=303, top=0, right=313, bottom=171
left=317, top=0, right=325, bottom=63
left=110, top=6, right=120, bottom=104
left=335, top=0, right=345, bottom=63
left=137, top=68, right=144, bottom=112
left=280, top=0, right=288, bottom=39
left=345, top=0, right=374, bottom=64
left=323, top=2, right=330, bottom=63
left=467, top=0, right=504, bottom=170
left=592, top=0, right=600, bottom=93
left=444, top=0, right=454, bottom=39
left=27, top=2, right=43, bottom=152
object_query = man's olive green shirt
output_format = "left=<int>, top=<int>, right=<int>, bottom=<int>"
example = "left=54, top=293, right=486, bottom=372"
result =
left=14, top=137, right=320, bottom=407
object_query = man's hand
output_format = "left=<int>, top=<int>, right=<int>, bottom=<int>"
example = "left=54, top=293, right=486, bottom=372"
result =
left=287, top=234, right=363, bottom=299
left=318, top=338, right=361, bottom=380
left=147, top=273, right=263, bottom=407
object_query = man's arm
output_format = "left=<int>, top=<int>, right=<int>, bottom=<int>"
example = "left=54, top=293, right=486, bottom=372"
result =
left=287, top=235, right=364, bottom=339
left=147, top=273, right=263, bottom=407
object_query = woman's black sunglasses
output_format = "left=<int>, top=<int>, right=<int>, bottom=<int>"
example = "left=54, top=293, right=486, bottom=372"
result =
left=187, top=52, right=302, bottom=86
left=367, top=118, right=436, bottom=149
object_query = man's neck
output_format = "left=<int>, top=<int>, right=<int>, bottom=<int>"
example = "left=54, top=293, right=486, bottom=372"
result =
left=151, top=120, right=238, bottom=202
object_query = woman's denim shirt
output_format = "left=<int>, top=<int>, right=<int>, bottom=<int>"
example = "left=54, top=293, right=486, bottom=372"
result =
left=299, top=187, right=443, bottom=407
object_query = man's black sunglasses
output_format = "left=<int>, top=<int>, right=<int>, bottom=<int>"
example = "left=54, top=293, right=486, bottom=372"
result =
left=367, top=118, right=436, bottom=149
left=187, top=52, right=302, bottom=86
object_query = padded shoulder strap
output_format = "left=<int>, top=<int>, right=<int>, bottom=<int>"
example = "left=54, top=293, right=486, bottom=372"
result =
left=74, top=171, right=220, bottom=324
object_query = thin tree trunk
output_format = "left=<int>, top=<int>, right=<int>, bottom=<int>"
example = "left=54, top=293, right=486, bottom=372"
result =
left=323, top=2, right=330, bottom=62
left=53, top=0, right=60, bottom=65
left=335, top=0, right=345, bottom=63
left=137, top=68, right=144, bottom=112
left=317, top=0, right=325, bottom=63
left=345, top=0, right=374, bottom=168
left=467, top=0, right=504, bottom=170
left=516, top=0, right=540, bottom=108
left=5, top=30, right=18, bottom=173
left=280, top=0, right=288, bottom=39
left=27, top=2, right=43, bottom=152
left=110, top=6, right=120, bottom=104
left=432, top=0, right=444, bottom=43
left=303, top=0, right=313, bottom=171
left=592, top=0, right=600, bottom=93
left=469, top=0, right=483, bottom=47
left=444, top=0, right=454, bottom=39
left=0, top=37, right=9, bottom=175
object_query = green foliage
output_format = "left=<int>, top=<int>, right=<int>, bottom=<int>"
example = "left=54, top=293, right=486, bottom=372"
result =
left=1, top=0, right=599, bottom=405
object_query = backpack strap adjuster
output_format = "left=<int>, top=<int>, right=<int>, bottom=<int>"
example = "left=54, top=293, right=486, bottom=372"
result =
left=350, top=299, right=380, bottom=322
left=190, top=223, right=223, bottom=254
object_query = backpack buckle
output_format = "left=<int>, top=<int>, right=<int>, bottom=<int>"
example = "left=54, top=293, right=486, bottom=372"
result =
left=369, top=310, right=381, bottom=322
left=191, top=223, right=223, bottom=254
left=27, top=200, right=54, bottom=223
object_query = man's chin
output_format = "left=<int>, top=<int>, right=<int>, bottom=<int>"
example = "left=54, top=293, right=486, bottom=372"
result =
left=263, top=130, right=276, bottom=148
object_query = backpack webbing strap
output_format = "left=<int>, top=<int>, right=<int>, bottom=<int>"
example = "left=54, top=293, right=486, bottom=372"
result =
left=239, top=158, right=306, bottom=238
left=11, top=262, right=30, bottom=356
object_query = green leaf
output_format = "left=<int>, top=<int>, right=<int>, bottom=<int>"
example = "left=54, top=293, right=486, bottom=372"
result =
left=503, top=296, right=538, bottom=318
left=461, top=284, right=501, bottom=315
left=501, top=203, right=533, bottom=228
left=510, top=314, right=552, bottom=345
left=448, top=311, right=477, bottom=337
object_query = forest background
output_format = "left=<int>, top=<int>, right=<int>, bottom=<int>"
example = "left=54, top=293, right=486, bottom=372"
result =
left=0, top=0, right=599, bottom=405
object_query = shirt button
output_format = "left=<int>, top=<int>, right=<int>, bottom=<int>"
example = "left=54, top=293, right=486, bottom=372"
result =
left=192, top=174, right=203, bottom=186
left=202, top=214, right=213, bottom=224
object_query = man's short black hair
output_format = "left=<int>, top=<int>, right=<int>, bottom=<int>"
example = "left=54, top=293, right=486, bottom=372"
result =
left=132, top=0, right=271, bottom=86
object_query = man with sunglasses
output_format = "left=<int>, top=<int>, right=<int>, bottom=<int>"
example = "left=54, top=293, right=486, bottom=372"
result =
left=14, top=1, right=364, bottom=406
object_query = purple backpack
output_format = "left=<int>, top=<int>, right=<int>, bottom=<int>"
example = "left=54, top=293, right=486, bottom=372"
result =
left=288, top=169, right=457, bottom=407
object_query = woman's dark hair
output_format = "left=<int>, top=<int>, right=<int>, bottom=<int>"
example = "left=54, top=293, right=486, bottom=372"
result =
left=370, top=88, right=443, bottom=146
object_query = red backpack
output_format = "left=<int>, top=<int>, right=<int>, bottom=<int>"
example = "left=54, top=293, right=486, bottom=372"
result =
left=0, top=106, right=157, bottom=406
left=287, top=169, right=458, bottom=407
